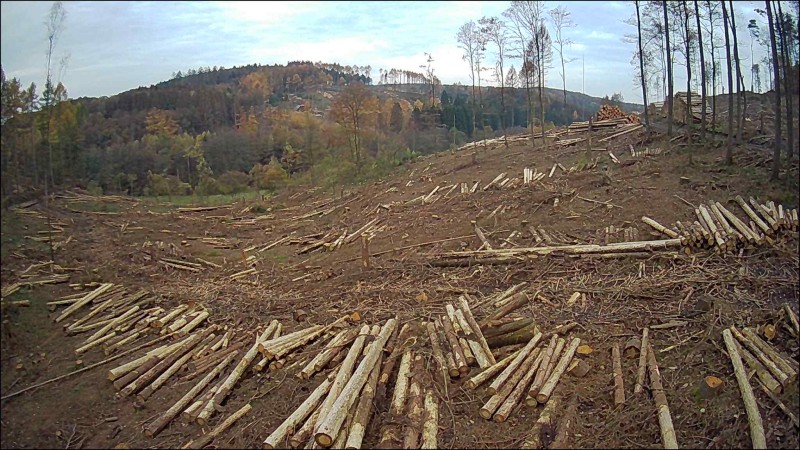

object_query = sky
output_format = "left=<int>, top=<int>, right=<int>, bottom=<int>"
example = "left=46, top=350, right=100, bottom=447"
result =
left=0, top=1, right=770, bottom=105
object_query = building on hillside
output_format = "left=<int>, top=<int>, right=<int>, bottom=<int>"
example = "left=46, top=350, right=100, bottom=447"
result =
left=673, top=92, right=712, bottom=124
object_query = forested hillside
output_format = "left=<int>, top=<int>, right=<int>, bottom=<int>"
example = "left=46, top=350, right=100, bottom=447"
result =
left=0, top=60, right=638, bottom=202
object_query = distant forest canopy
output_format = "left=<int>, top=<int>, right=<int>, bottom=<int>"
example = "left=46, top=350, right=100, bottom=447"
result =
left=0, top=60, right=637, bottom=200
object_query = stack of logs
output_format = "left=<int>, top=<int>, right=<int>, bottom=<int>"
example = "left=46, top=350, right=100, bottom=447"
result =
left=596, top=104, right=628, bottom=121
left=642, top=196, right=799, bottom=255
left=720, top=309, right=800, bottom=448
left=261, top=318, right=441, bottom=449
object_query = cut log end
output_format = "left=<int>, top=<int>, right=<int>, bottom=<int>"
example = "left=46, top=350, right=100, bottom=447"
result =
left=314, top=432, right=334, bottom=448
left=697, top=375, right=724, bottom=400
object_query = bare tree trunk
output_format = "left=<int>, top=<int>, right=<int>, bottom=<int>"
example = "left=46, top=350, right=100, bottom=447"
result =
left=707, top=0, right=717, bottom=127
left=766, top=0, right=782, bottom=180
left=664, top=1, right=674, bottom=136
left=636, top=1, right=650, bottom=130
left=722, top=1, right=735, bottom=164
left=776, top=1, right=794, bottom=161
left=694, top=0, right=707, bottom=143
left=729, top=1, right=744, bottom=144
left=683, top=1, right=693, bottom=128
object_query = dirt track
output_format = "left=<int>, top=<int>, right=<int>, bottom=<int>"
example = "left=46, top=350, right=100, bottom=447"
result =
left=1, top=122, right=798, bottom=449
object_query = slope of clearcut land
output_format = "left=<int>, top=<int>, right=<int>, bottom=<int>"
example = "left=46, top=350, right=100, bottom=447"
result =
left=1, top=114, right=798, bottom=449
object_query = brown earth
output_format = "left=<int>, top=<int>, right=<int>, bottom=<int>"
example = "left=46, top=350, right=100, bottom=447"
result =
left=1, top=116, right=799, bottom=449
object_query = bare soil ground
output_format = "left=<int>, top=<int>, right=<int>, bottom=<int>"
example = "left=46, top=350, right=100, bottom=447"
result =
left=1, top=114, right=798, bottom=449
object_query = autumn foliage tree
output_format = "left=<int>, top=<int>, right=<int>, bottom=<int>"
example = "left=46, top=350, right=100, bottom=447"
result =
left=330, top=82, right=378, bottom=174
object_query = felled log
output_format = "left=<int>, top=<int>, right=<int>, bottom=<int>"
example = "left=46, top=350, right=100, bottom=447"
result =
left=377, top=350, right=413, bottom=448
left=402, top=354, right=426, bottom=448
left=262, top=373, right=336, bottom=449
left=494, top=351, right=544, bottom=422
left=144, top=351, right=239, bottom=437
left=735, top=195, right=772, bottom=235
left=449, top=306, right=491, bottom=368
left=440, top=315, right=469, bottom=375
left=733, top=339, right=781, bottom=394
left=634, top=328, right=649, bottom=395
left=314, top=319, right=397, bottom=448
left=730, top=325, right=789, bottom=386
left=646, top=343, right=678, bottom=449
left=299, top=328, right=357, bottom=379
left=315, top=325, right=371, bottom=432
left=482, top=318, right=534, bottom=338
left=472, top=221, right=493, bottom=250
left=742, top=327, right=797, bottom=382
left=528, top=335, right=559, bottom=397
left=612, top=342, right=625, bottom=406
left=722, top=329, right=766, bottom=449
left=343, top=350, right=382, bottom=449
left=425, top=321, right=450, bottom=383
left=486, top=322, right=540, bottom=349
left=466, top=348, right=523, bottom=390
left=488, top=332, right=543, bottom=395
left=458, top=297, right=496, bottom=365
left=536, top=337, right=581, bottom=404
left=785, top=304, right=800, bottom=336
left=420, top=390, right=439, bottom=449
left=136, top=349, right=195, bottom=402
left=480, top=349, right=541, bottom=419
left=642, top=216, right=679, bottom=239
left=108, top=340, right=182, bottom=381
left=549, top=394, right=578, bottom=449
left=532, top=338, right=566, bottom=399
left=520, top=395, right=560, bottom=449
left=54, top=283, right=115, bottom=323
left=121, top=326, right=216, bottom=397
left=481, top=292, right=530, bottom=327
left=211, top=321, right=278, bottom=414
left=375, top=324, right=408, bottom=401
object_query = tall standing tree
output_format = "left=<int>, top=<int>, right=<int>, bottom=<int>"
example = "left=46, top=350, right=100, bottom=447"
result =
left=663, top=1, right=674, bottom=136
left=504, top=1, right=536, bottom=147
left=693, top=0, right=707, bottom=142
left=776, top=1, right=794, bottom=161
left=635, top=0, right=650, bottom=130
left=765, top=0, right=781, bottom=179
left=703, top=1, right=722, bottom=125
left=456, top=21, right=481, bottom=140
left=679, top=1, right=693, bottom=126
left=479, top=16, right=509, bottom=149
left=721, top=1, right=734, bottom=163
left=329, top=82, right=377, bottom=174
left=747, top=19, right=760, bottom=92
left=549, top=5, right=576, bottom=105
left=43, top=0, right=66, bottom=263
left=728, top=1, right=744, bottom=144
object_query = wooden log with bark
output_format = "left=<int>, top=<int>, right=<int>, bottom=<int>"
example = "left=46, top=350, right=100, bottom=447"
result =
left=144, top=351, right=239, bottom=437
left=377, top=350, right=413, bottom=448
left=528, top=335, right=559, bottom=397
left=425, top=321, right=450, bottom=384
left=536, top=337, right=581, bottom=404
left=646, top=343, right=678, bottom=449
left=722, top=329, right=766, bottom=449
left=612, top=341, right=625, bottom=406
left=634, top=328, right=649, bottom=395
left=520, top=394, right=560, bottom=449
left=314, top=318, right=397, bottom=448
left=343, top=350, right=382, bottom=449
left=458, top=296, right=495, bottom=365
left=741, top=327, right=797, bottom=382
left=402, top=354, right=426, bottom=448
left=420, top=390, right=439, bottom=449
left=730, top=325, right=789, bottom=386
left=210, top=321, right=278, bottom=414
left=440, top=315, right=469, bottom=375
left=487, top=331, right=543, bottom=395
left=493, top=351, right=545, bottom=422
left=464, top=345, right=521, bottom=389
left=121, top=326, right=216, bottom=397
left=262, top=373, right=336, bottom=449
left=480, top=349, right=541, bottom=419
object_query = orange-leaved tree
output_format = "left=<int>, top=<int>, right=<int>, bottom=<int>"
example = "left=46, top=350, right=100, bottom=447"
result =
left=330, top=82, right=378, bottom=174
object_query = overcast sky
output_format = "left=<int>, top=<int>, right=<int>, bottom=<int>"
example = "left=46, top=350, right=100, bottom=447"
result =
left=1, top=1, right=769, bottom=105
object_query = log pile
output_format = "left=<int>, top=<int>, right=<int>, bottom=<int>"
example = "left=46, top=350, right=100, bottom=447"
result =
left=429, top=195, right=797, bottom=266
left=567, top=117, right=630, bottom=132
left=719, top=313, right=800, bottom=448
left=651, top=196, right=799, bottom=255
left=465, top=320, right=583, bottom=423
left=595, top=104, right=627, bottom=121
left=262, top=318, right=404, bottom=449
